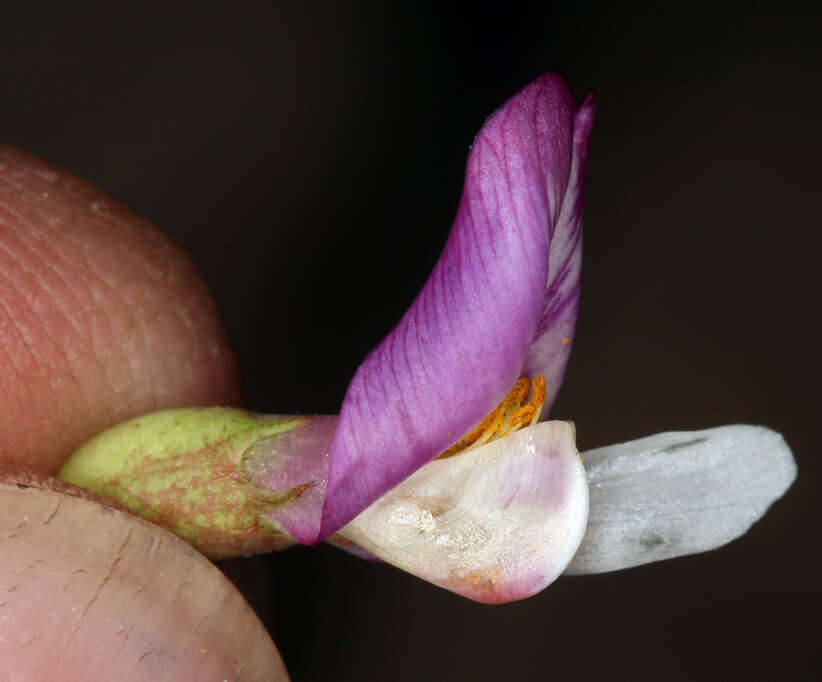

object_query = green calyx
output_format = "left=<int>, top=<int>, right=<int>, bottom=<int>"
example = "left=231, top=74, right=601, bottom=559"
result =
left=58, top=407, right=307, bottom=558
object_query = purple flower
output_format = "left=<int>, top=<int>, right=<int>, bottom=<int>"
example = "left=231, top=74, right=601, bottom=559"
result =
left=60, top=73, right=798, bottom=604
left=60, top=73, right=598, bottom=603
left=275, top=73, right=597, bottom=547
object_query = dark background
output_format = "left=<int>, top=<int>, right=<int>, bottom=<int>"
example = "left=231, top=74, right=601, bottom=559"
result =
left=2, top=1, right=819, bottom=680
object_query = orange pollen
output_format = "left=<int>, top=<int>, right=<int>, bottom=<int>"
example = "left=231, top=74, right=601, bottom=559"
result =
left=438, top=375, right=547, bottom=458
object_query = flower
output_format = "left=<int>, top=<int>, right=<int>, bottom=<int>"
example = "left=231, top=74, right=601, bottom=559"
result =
left=286, top=73, right=597, bottom=545
left=59, top=73, right=597, bottom=600
left=58, top=72, right=797, bottom=605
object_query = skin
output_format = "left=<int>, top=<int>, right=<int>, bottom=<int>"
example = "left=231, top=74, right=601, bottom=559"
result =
left=0, top=145, right=241, bottom=473
left=0, top=146, right=287, bottom=680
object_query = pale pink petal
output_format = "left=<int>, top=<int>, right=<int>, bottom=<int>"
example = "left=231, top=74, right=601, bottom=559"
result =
left=336, top=421, right=588, bottom=603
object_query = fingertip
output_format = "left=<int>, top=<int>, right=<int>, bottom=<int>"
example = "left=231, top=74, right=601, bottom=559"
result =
left=0, top=476, right=289, bottom=679
left=0, top=145, right=242, bottom=471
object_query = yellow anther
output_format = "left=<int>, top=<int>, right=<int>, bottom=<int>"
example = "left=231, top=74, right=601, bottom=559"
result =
left=438, top=374, right=547, bottom=459
left=441, top=403, right=505, bottom=456
left=507, top=378, right=531, bottom=408
left=508, top=405, right=536, bottom=431
left=530, top=375, right=546, bottom=425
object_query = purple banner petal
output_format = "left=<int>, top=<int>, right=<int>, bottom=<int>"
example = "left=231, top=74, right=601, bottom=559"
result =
left=316, top=74, right=595, bottom=541
left=523, top=92, right=596, bottom=411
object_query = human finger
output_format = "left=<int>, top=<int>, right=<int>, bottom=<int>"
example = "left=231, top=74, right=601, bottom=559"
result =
left=0, top=145, right=242, bottom=471
left=0, top=467, right=288, bottom=680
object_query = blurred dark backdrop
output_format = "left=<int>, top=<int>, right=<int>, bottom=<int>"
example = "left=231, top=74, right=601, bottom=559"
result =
left=2, top=1, right=819, bottom=680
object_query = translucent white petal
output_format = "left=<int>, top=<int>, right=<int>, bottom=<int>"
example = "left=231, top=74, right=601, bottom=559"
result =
left=565, top=425, right=797, bottom=575
left=337, top=421, right=588, bottom=603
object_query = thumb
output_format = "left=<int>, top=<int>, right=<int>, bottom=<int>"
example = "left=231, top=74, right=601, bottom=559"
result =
left=0, top=145, right=241, bottom=471
left=0, top=467, right=289, bottom=680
